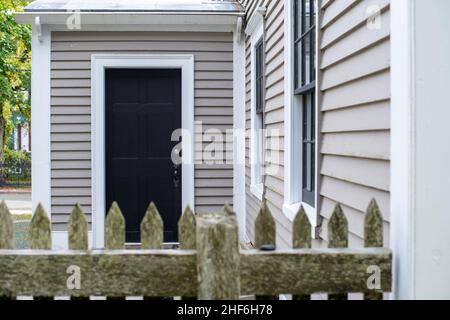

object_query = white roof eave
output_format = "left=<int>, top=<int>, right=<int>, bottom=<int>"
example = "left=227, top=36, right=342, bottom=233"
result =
left=14, top=11, right=244, bottom=26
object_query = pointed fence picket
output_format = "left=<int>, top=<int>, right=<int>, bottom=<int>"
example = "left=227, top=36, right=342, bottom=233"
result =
left=254, top=200, right=277, bottom=300
left=0, top=198, right=391, bottom=300
left=327, top=203, right=349, bottom=300
left=364, top=199, right=384, bottom=300
left=292, top=206, right=311, bottom=300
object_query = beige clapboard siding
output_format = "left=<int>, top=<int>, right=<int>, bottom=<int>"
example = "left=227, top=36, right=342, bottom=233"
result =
left=50, top=31, right=233, bottom=229
left=319, top=1, right=391, bottom=248
left=242, top=0, right=289, bottom=248
left=320, top=9, right=390, bottom=69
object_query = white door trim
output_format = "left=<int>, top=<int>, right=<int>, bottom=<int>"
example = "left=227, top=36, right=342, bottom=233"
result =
left=91, top=54, right=195, bottom=249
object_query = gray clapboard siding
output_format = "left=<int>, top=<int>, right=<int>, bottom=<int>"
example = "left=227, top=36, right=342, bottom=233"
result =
left=321, top=100, right=390, bottom=133
left=50, top=31, right=234, bottom=229
left=319, top=0, right=391, bottom=248
left=242, top=0, right=288, bottom=248
left=321, top=10, right=390, bottom=68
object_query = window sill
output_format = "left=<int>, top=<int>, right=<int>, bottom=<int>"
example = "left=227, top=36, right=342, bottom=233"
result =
left=250, top=183, right=264, bottom=201
left=282, top=201, right=317, bottom=238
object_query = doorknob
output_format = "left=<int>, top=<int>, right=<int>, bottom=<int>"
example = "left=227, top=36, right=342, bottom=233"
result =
left=173, top=175, right=180, bottom=188
left=173, top=164, right=180, bottom=188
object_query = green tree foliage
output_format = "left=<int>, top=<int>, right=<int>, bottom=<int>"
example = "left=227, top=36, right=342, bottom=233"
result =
left=0, top=0, right=31, bottom=160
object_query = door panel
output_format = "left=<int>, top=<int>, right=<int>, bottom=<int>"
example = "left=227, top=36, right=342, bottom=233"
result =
left=105, top=69, right=182, bottom=243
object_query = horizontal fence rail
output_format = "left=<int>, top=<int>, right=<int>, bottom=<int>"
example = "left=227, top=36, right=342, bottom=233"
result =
left=0, top=198, right=392, bottom=300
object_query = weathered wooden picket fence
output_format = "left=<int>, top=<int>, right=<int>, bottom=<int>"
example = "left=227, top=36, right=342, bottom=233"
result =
left=0, top=199, right=391, bottom=300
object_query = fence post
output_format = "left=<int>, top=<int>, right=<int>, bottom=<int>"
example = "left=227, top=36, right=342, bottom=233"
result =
left=141, top=202, right=163, bottom=250
left=328, top=203, right=348, bottom=300
left=292, top=205, right=311, bottom=300
left=196, top=210, right=240, bottom=300
left=364, top=199, right=384, bottom=300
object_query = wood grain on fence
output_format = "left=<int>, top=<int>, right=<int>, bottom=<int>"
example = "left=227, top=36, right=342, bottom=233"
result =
left=0, top=199, right=392, bottom=299
left=68, top=204, right=88, bottom=251
left=0, top=201, right=14, bottom=300
left=68, top=204, right=89, bottom=300
left=292, top=206, right=311, bottom=300
left=105, top=202, right=125, bottom=299
left=141, top=202, right=163, bottom=250
left=0, top=201, right=13, bottom=250
left=364, top=199, right=384, bottom=300
left=30, top=203, right=53, bottom=300
left=254, top=200, right=277, bottom=300
left=179, top=206, right=197, bottom=300
left=196, top=210, right=240, bottom=300
left=30, top=203, right=52, bottom=250
left=328, top=203, right=348, bottom=300
left=178, top=206, right=196, bottom=250
left=105, top=202, right=125, bottom=250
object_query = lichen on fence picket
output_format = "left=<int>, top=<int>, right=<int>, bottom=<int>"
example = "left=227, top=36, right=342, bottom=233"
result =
left=0, top=199, right=391, bottom=300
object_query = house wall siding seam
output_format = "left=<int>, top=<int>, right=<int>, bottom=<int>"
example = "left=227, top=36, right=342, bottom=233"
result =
left=50, top=31, right=234, bottom=231
left=319, top=1, right=391, bottom=248
left=242, top=0, right=291, bottom=248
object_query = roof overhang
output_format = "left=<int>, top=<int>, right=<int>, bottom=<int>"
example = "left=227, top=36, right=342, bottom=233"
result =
left=14, top=11, right=244, bottom=26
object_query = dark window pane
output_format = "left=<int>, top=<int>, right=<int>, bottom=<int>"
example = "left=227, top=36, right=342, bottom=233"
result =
left=303, top=35, right=311, bottom=85
left=294, top=0, right=316, bottom=207
left=294, top=41, right=302, bottom=90
left=255, top=39, right=264, bottom=114
left=310, top=29, right=315, bottom=82
left=304, top=0, right=311, bottom=31
left=294, top=0, right=302, bottom=40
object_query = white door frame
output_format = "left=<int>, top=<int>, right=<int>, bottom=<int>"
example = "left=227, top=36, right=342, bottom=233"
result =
left=91, top=54, right=195, bottom=248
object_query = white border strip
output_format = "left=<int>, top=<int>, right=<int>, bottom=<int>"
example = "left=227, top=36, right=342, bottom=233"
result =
left=390, top=0, right=415, bottom=299
left=233, top=28, right=247, bottom=241
left=91, top=54, right=195, bottom=249
left=31, top=25, right=51, bottom=216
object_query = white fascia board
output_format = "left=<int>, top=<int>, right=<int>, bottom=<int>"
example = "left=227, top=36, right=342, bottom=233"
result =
left=14, top=12, right=243, bottom=26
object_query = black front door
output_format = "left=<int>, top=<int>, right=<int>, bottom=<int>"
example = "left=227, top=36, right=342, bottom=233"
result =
left=105, top=69, right=182, bottom=243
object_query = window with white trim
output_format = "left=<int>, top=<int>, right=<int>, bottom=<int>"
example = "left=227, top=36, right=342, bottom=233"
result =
left=294, top=0, right=316, bottom=207
left=246, top=9, right=265, bottom=200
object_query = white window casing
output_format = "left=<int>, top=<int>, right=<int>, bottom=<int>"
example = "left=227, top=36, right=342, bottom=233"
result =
left=245, top=8, right=265, bottom=201
left=283, top=0, right=319, bottom=232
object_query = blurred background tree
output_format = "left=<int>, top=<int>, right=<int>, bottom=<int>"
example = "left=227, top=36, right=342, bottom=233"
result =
left=0, top=0, right=31, bottom=176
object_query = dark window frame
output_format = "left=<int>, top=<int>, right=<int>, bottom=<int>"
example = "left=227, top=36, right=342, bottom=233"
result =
left=255, top=38, right=264, bottom=114
left=294, top=0, right=316, bottom=207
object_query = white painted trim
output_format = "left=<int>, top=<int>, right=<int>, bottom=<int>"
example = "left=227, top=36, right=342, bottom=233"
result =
left=31, top=25, right=51, bottom=217
left=390, top=0, right=415, bottom=300
left=244, top=6, right=266, bottom=35
left=91, top=54, right=195, bottom=249
left=20, top=24, right=236, bottom=33
left=283, top=201, right=315, bottom=223
left=15, top=12, right=243, bottom=26
left=248, top=15, right=264, bottom=201
left=233, top=28, right=247, bottom=241
left=282, top=0, right=318, bottom=231
left=250, top=183, right=263, bottom=202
